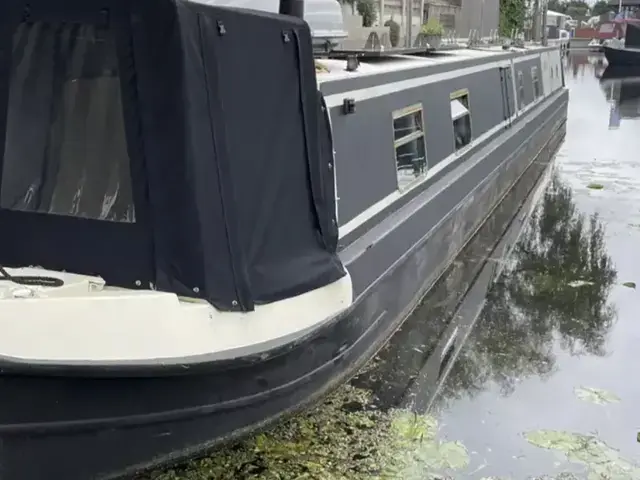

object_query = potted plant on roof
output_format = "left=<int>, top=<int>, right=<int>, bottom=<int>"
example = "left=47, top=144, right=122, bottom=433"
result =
left=384, top=17, right=400, bottom=47
left=419, top=17, right=444, bottom=49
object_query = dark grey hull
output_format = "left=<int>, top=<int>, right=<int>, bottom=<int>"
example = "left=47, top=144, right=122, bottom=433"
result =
left=604, top=45, right=640, bottom=67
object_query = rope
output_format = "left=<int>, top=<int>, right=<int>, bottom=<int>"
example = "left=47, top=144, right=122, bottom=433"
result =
left=0, top=265, right=64, bottom=287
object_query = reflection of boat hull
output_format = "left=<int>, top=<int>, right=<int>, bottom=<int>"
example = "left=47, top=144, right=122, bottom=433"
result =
left=604, top=45, right=640, bottom=67
left=569, top=38, right=592, bottom=49
left=350, top=122, right=565, bottom=414
left=399, top=146, right=562, bottom=414
left=601, top=65, right=640, bottom=80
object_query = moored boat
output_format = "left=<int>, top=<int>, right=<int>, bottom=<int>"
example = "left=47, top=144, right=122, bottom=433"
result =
left=604, top=21, right=640, bottom=66
left=0, top=0, right=568, bottom=478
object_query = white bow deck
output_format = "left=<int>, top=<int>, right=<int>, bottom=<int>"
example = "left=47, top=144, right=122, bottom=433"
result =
left=0, top=267, right=353, bottom=363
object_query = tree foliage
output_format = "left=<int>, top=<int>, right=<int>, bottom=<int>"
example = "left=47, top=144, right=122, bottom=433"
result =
left=384, top=19, right=400, bottom=47
left=591, top=0, right=612, bottom=16
left=338, top=0, right=378, bottom=27
left=547, top=0, right=590, bottom=16
left=356, top=0, right=377, bottom=27
left=499, top=0, right=527, bottom=36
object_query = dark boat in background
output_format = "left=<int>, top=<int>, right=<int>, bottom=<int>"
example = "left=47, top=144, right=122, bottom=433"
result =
left=0, top=0, right=568, bottom=478
left=603, top=21, right=640, bottom=67
left=600, top=64, right=640, bottom=80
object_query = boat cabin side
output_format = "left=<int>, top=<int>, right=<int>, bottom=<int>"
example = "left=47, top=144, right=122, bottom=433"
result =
left=316, top=48, right=565, bottom=246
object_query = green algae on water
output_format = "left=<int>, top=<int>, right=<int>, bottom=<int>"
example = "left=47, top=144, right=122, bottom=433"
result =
left=387, top=411, right=469, bottom=479
left=573, top=386, right=621, bottom=405
left=586, top=183, right=604, bottom=190
left=525, top=430, right=640, bottom=480
left=143, top=385, right=470, bottom=480
left=622, top=282, right=636, bottom=289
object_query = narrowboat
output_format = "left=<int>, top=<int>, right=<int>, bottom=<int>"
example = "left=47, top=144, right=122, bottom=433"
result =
left=0, top=0, right=568, bottom=478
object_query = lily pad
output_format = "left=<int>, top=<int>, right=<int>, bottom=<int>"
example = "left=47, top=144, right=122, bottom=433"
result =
left=391, top=411, right=438, bottom=443
left=586, top=183, right=604, bottom=190
left=574, top=386, right=621, bottom=405
left=387, top=411, right=470, bottom=477
left=622, top=282, right=636, bottom=289
left=525, top=429, right=640, bottom=480
left=433, top=440, right=470, bottom=469
left=525, top=430, right=581, bottom=451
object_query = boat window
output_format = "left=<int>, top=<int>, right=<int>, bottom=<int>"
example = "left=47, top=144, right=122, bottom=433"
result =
left=392, top=104, right=427, bottom=190
left=532, top=66, right=541, bottom=99
left=0, top=21, right=136, bottom=223
left=450, top=90, right=472, bottom=151
left=517, top=71, right=524, bottom=109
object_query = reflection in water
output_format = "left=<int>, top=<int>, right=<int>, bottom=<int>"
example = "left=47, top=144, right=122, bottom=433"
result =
left=564, top=52, right=606, bottom=80
left=599, top=67, right=640, bottom=128
left=359, top=169, right=617, bottom=417
left=351, top=156, right=556, bottom=415
left=438, top=173, right=616, bottom=410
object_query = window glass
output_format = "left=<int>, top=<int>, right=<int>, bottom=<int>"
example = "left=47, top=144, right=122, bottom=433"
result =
left=532, top=66, right=541, bottom=99
left=451, top=91, right=472, bottom=150
left=1, top=21, right=136, bottom=222
left=395, top=137, right=427, bottom=190
left=393, top=108, right=423, bottom=142
left=518, top=71, right=524, bottom=109
left=392, top=105, right=427, bottom=190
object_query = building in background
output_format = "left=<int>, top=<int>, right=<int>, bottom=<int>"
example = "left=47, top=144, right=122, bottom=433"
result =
left=374, top=0, right=500, bottom=39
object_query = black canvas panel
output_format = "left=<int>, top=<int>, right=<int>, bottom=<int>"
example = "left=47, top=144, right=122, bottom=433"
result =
left=197, top=6, right=344, bottom=303
left=0, top=209, right=152, bottom=287
left=626, top=23, right=640, bottom=48
left=127, top=0, right=215, bottom=304
left=317, top=92, right=339, bottom=254
left=0, top=2, right=154, bottom=292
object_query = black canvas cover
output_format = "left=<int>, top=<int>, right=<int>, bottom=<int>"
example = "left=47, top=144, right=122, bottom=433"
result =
left=626, top=23, right=640, bottom=48
left=0, top=0, right=344, bottom=311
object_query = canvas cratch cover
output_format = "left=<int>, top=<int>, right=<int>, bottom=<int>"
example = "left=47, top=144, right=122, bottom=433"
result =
left=0, top=0, right=344, bottom=311
left=625, top=22, right=640, bottom=48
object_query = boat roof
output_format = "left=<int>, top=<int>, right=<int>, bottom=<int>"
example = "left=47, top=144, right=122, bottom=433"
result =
left=316, top=45, right=549, bottom=85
